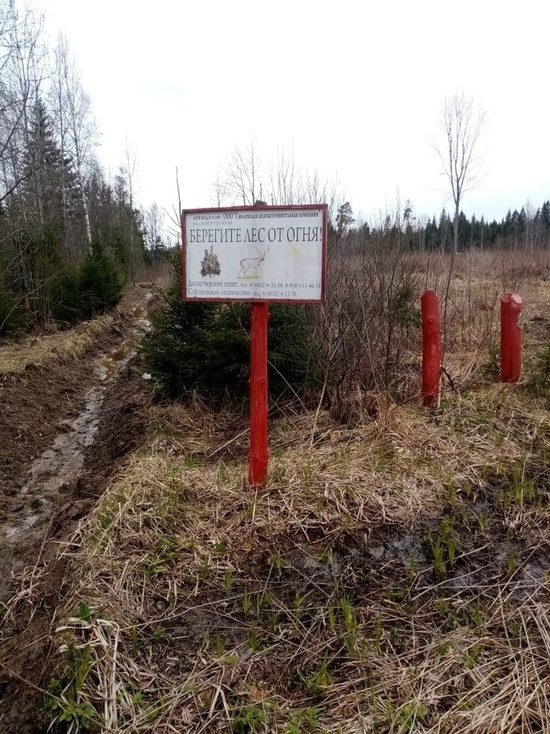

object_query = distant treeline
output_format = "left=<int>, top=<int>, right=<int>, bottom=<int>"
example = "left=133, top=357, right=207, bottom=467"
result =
left=347, top=200, right=550, bottom=252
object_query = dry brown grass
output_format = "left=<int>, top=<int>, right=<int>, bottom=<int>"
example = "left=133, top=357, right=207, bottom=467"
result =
left=420, top=248, right=550, bottom=289
left=45, top=380, right=550, bottom=733
left=0, top=286, right=156, bottom=374
left=0, top=315, right=114, bottom=374
left=4, top=258, right=549, bottom=731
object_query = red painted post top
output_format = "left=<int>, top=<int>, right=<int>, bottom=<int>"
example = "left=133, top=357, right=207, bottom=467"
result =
left=500, top=293, right=522, bottom=383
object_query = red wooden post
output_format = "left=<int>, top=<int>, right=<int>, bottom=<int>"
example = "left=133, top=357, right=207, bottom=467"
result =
left=421, top=290, right=441, bottom=407
left=249, top=302, right=269, bottom=486
left=500, top=293, right=522, bottom=383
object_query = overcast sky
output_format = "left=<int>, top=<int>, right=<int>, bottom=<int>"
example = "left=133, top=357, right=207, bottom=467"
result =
left=33, top=0, right=549, bottom=234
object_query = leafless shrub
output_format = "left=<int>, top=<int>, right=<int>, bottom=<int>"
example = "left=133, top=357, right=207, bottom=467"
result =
left=308, top=208, right=422, bottom=422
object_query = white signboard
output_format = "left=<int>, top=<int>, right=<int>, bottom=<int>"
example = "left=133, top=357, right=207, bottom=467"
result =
left=182, top=205, right=327, bottom=302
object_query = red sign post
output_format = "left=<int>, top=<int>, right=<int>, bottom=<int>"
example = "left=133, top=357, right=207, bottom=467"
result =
left=249, top=302, right=269, bottom=485
left=181, top=204, right=327, bottom=487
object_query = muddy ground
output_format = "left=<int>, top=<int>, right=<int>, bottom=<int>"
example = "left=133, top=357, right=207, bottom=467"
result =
left=0, top=291, right=157, bottom=732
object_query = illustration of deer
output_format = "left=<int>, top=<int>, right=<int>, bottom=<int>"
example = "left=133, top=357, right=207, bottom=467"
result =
left=238, top=244, right=270, bottom=280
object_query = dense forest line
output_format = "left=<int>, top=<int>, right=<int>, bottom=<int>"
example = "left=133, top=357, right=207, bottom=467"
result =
left=0, top=1, right=167, bottom=336
left=418, top=202, right=550, bottom=252
left=347, top=200, right=550, bottom=252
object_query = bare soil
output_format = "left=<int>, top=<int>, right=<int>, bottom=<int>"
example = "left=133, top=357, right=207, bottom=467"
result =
left=0, top=291, right=156, bottom=733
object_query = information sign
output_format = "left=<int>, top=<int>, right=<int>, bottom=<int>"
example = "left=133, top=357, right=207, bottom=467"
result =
left=182, top=204, right=327, bottom=302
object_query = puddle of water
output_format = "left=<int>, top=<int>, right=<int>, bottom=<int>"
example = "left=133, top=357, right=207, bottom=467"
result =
left=1, top=385, right=103, bottom=542
left=3, top=511, right=43, bottom=539
left=96, top=358, right=119, bottom=381
left=521, top=561, right=549, bottom=589
left=95, top=313, right=151, bottom=382
left=367, top=534, right=426, bottom=566
left=1, top=295, right=152, bottom=544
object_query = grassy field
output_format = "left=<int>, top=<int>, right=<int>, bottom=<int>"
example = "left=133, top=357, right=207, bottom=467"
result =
left=14, top=254, right=550, bottom=733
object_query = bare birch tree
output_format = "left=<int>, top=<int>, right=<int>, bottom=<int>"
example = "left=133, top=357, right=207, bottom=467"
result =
left=50, top=34, right=97, bottom=250
left=216, top=142, right=337, bottom=216
left=433, top=91, right=486, bottom=253
left=143, top=202, right=165, bottom=263
left=0, top=2, right=46, bottom=312
left=221, top=137, right=261, bottom=205
left=123, top=140, right=140, bottom=283
left=269, top=148, right=302, bottom=205
left=0, top=1, right=45, bottom=205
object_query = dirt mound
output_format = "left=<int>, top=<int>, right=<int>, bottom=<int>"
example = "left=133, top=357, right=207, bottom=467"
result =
left=0, top=292, right=156, bottom=733
left=0, top=319, right=130, bottom=502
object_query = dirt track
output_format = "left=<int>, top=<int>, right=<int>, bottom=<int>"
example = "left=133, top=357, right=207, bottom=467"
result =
left=0, top=290, right=156, bottom=732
